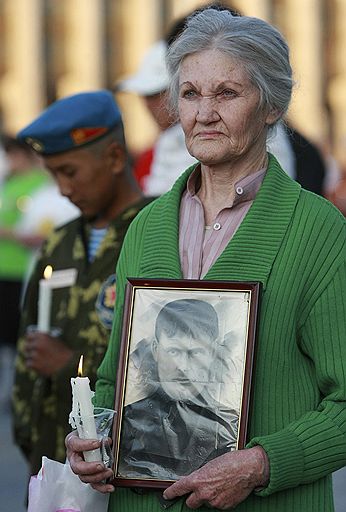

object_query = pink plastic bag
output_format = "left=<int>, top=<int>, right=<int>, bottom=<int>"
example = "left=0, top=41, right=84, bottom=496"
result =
left=27, top=456, right=109, bottom=512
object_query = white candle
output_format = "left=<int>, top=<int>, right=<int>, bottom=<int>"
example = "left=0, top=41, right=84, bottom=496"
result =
left=70, top=356, right=101, bottom=462
left=37, top=265, right=53, bottom=332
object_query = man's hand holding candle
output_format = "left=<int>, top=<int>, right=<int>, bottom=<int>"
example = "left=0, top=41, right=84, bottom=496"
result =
left=24, top=331, right=73, bottom=376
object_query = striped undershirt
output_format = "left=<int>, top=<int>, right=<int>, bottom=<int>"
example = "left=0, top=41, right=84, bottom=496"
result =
left=88, top=227, right=108, bottom=262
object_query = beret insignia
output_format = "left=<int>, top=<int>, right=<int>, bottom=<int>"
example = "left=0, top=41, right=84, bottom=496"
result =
left=71, top=127, right=108, bottom=146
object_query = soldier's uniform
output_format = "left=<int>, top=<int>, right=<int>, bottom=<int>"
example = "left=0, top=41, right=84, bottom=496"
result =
left=13, top=90, right=152, bottom=475
left=13, top=199, right=150, bottom=475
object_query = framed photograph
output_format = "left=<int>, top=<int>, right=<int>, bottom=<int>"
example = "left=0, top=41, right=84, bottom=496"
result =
left=111, top=278, right=260, bottom=489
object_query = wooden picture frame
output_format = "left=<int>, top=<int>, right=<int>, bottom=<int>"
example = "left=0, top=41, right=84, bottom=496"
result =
left=111, top=278, right=260, bottom=489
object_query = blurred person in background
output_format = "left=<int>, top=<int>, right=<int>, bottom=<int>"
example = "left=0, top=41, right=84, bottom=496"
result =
left=15, top=179, right=79, bottom=255
left=267, top=121, right=327, bottom=195
left=115, top=40, right=197, bottom=196
left=13, top=90, right=151, bottom=478
left=327, top=170, right=346, bottom=216
left=0, top=136, right=51, bottom=410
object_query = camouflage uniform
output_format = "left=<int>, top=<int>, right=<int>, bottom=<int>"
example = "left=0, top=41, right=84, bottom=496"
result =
left=13, top=198, right=151, bottom=475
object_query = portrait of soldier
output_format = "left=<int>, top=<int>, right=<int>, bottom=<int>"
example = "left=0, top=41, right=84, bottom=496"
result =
left=119, top=298, right=239, bottom=480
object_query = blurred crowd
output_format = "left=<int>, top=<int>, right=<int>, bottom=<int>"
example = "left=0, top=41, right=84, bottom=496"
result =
left=0, top=10, right=345, bottom=440
left=0, top=0, right=345, bottom=449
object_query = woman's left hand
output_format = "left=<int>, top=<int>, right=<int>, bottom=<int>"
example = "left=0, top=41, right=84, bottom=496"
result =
left=163, top=446, right=269, bottom=510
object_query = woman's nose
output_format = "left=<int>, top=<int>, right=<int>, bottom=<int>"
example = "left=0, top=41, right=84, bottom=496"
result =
left=195, top=96, right=220, bottom=123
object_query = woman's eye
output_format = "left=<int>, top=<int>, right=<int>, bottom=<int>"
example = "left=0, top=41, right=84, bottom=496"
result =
left=182, top=89, right=197, bottom=99
left=218, top=89, right=236, bottom=99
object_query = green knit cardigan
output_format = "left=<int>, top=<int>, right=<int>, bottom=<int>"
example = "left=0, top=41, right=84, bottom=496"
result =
left=95, top=155, right=346, bottom=512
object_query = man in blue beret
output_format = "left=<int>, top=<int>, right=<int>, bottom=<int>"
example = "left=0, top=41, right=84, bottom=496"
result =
left=12, top=90, right=152, bottom=477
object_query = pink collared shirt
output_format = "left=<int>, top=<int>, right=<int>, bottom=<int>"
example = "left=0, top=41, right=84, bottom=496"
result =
left=179, top=166, right=266, bottom=279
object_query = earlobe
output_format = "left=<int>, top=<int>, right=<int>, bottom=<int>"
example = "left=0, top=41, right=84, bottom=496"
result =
left=265, top=108, right=281, bottom=126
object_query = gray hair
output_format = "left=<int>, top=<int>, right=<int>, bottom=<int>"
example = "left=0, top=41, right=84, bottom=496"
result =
left=167, top=8, right=293, bottom=124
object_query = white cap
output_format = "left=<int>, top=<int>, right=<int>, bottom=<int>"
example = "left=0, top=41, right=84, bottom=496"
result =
left=116, top=40, right=169, bottom=96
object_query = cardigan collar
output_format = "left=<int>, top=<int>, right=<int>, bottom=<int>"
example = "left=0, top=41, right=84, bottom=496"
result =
left=139, top=154, right=301, bottom=289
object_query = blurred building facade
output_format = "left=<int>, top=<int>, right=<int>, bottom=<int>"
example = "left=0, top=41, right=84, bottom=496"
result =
left=0, top=0, right=345, bottom=171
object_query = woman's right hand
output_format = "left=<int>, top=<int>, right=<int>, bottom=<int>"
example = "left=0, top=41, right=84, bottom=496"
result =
left=65, top=432, right=115, bottom=494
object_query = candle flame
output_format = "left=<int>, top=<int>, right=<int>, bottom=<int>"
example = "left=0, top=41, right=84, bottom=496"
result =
left=78, top=355, right=84, bottom=377
left=43, top=265, right=53, bottom=280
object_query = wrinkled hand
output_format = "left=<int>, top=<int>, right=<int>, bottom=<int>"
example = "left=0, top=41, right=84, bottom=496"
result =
left=163, top=446, right=269, bottom=510
left=66, top=431, right=115, bottom=494
left=24, top=331, right=73, bottom=376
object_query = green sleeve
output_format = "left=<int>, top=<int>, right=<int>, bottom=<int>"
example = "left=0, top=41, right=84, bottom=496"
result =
left=247, top=259, right=346, bottom=496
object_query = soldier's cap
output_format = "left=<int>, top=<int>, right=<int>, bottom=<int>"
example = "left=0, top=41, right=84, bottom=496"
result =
left=17, top=90, right=122, bottom=155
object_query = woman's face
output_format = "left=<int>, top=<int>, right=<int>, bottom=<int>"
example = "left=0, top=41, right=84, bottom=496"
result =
left=178, top=49, right=275, bottom=167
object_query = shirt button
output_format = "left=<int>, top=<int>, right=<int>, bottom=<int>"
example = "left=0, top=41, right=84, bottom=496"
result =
left=213, top=222, right=221, bottom=231
left=236, top=186, right=243, bottom=195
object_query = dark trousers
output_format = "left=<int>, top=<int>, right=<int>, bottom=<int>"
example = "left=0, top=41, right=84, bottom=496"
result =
left=0, top=279, right=23, bottom=346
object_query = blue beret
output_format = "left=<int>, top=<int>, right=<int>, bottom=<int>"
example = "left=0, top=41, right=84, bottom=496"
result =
left=17, top=90, right=122, bottom=155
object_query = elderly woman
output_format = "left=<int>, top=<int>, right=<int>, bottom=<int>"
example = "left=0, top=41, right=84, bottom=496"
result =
left=67, top=8, right=346, bottom=512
